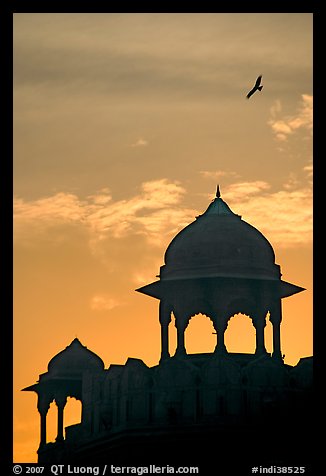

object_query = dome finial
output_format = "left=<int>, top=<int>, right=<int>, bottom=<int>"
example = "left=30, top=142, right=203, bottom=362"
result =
left=216, top=184, right=221, bottom=198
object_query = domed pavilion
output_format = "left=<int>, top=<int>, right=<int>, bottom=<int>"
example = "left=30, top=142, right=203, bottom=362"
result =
left=22, top=338, right=104, bottom=447
left=137, top=186, right=304, bottom=362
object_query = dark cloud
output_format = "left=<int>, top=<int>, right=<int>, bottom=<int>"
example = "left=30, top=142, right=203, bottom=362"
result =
left=14, top=13, right=312, bottom=101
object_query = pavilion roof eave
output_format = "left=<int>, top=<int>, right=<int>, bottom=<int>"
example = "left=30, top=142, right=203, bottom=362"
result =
left=22, top=383, right=39, bottom=393
left=135, top=277, right=305, bottom=301
left=280, top=280, right=305, bottom=298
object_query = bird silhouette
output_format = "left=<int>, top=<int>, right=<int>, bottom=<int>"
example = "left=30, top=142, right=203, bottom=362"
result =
left=246, top=75, right=263, bottom=99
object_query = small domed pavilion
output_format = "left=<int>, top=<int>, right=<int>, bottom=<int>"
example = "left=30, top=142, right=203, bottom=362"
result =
left=22, top=338, right=104, bottom=446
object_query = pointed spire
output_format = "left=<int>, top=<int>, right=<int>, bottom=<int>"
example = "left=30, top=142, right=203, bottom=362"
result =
left=199, top=184, right=238, bottom=217
left=71, top=337, right=83, bottom=346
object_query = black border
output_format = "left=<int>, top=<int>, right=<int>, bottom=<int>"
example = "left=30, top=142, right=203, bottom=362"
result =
left=5, top=3, right=321, bottom=474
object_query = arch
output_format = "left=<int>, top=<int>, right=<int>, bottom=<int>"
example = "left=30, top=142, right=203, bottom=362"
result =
left=168, top=312, right=177, bottom=356
left=45, top=400, right=57, bottom=443
left=185, top=313, right=216, bottom=354
left=224, top=313, right=256, bottom=354
left=44, top=396, right=83, bottom=443
left=63, top=397, right=82, bottom=434
left=37, top=388, right=83, bottom=445
left=264, top=311, right=273, bottom=355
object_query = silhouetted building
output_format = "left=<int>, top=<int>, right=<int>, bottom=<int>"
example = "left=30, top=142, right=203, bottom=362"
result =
left=23, top=190, right=313, bottom=469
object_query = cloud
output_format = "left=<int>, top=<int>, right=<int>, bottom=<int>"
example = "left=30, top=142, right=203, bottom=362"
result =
left=303, top=163, right=313, bottom=178
left=270, top=99, right=282, bottom=117
left=14, top=177, right=312, bottom=254
left=85, top=179, right=194, bottom=246
left=199, top=170, right=239, bottom=181
left=14, top=193, right=87, bottom=245
left=14, top=14, right=312, bottom=106
left=222, top=182, right=312, bottom=248
left=268, top=94, right=313, bottom=142
left=130, top=138, right=148, bottom=147
left=14, top=192, right=85, bottom=222
left=90, top=295, right=121, bottom=311
left=14, top=179, right=195, bottom=250
left=87, top=188, right=112, bottom=205
left=223, top=181, right=271, bottom=198
left=282, top=173, right=300, bottom=191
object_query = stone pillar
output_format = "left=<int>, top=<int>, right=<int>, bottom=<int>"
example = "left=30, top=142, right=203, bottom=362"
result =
left=252, top=314, right=267, bottom=355
left=55, top=394, right=67, bottom=442
left=40, top=410, right=47, bottom=446
left=37, top=396, right=51, bottom=447
left=270, top=299, right=283, bottom=361
left=174, top=316, right=187, bottom=357
left=213, top=318, right=228, bottom=354
left=159, top=301, right=171, bottom=362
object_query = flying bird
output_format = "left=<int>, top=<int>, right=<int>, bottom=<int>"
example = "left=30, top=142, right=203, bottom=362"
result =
left=246, top=75, right=263, bottom=99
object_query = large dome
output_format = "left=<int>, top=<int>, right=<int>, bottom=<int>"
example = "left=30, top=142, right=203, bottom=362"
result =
left=47, top=338, right=105, bottom=376
left=160, top=191, right=281, bottom=281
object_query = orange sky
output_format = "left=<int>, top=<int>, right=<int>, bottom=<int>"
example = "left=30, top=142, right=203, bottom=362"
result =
left=13, top=13, right=312, bottom=462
